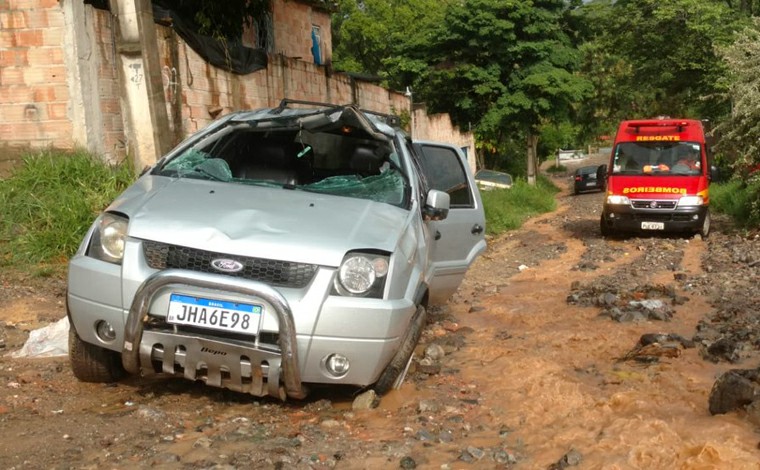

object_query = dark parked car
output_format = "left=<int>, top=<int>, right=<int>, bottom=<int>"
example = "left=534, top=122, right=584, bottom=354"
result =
left=573, top=165, right=606, bottom=195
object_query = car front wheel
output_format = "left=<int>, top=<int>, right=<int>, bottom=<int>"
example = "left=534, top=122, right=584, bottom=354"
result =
left=373, top=304, right=427, bottom=395
left=69, top=328, right=125, bottom=383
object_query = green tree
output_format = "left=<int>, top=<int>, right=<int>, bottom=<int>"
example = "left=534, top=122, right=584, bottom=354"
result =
left=714, top=19, right=760, bottom=173
left=331, top=0, right=447, bottom=90
left=579, top=0, right=742, bottom=122
left=413, top=0, right=592, bottom=184
left=722, top=0, right=760, bottom=16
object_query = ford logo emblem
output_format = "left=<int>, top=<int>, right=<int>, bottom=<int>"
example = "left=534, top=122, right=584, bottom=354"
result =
left=650, top=201, right=658, bottom=209
left=211, top=259, right=244, bottom=273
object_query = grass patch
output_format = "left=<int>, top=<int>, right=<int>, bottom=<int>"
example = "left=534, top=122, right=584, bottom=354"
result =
left=710, top=178, right=760, bottom=228
left=481, top=175, right=560, bottom=235
left=545, top=163, right=567, bottom=173
left=0, top=148, right=559, bottom=270
left=0, top=148, right=134, bottom=269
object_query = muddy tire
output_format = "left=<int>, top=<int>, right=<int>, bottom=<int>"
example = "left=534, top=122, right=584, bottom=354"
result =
left=699, top=210, right=711, bottom=238
left=373, top=305, right=427, bottom=396
left=68, top=328, right=125, bottom=383
left=600, top=214, right=613, bottom=238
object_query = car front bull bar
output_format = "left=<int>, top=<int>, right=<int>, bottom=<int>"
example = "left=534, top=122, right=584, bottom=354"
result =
left=122, top=269, right=306, bottom=400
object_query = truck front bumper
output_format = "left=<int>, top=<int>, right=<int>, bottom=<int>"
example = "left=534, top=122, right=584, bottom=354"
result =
left=602, top=204, right=708, bottom=233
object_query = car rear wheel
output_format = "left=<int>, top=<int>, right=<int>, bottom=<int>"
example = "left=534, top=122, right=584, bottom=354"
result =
left=69, top=328, right=125, bottom=383
left=373, top=304, right=427, bottom=395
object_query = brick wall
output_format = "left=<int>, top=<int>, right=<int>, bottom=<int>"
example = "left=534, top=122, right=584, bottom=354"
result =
left=1, top=0, right=474, bottom=174
left=0, top=0, right=72, bottom=154
left=272, top=0, right=332, bottom=65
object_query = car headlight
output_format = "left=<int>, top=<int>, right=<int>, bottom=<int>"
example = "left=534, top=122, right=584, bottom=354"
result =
left=678, top=196, right=704, bottom=206
left=606, top=195, right=631, bottom=205
left=87, top=213, right=129, bottom=264
left=333, top=252, right=390, bottom=298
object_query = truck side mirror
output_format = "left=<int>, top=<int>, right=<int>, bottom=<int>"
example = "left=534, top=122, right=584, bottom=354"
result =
left=423, top=189, right=450, bottom=221
left=709, top=165, right=721, bottom=183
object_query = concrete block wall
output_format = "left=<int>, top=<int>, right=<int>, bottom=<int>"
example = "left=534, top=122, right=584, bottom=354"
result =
left=93, top=9, right=125, bottom=160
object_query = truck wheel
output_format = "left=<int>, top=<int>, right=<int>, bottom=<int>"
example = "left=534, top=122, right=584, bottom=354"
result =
left=69, top=328, right=125, bottom=383
left=373, top=305, right=427, bottom=396
left=699, top=210, right=711, bottom=238
left=600, top=214, right=613, bottom=238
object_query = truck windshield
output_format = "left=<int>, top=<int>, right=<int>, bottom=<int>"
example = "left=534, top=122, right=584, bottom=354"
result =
left=611, top=142, right=703, bottom=176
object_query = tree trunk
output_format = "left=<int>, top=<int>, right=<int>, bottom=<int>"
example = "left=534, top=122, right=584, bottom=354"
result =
left=527, top=134, right=539, bottom=186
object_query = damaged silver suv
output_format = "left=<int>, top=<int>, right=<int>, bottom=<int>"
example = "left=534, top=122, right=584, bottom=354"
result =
left=67, top=100, right=486, bottom=400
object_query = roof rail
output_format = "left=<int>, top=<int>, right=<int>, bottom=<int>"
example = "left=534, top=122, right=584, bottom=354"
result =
left=275, top=99, right=401, bottom=127
left=360, top=108, right=402, bottom=127
left=275, top=99, right=341, bottom=113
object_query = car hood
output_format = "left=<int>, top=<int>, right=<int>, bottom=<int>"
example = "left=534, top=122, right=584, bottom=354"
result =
left=109, top=176, right=410, bottom=267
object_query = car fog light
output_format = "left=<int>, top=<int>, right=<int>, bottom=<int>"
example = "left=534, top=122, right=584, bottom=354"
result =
left=95, top=320, right=116, bottom=342
left=324, top=354, right=350, bottom=377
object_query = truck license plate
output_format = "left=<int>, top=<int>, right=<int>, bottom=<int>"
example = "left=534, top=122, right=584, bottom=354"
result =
left=167, top=294, right=261, bottom=335
left=641, top=222, right=665, bottom=230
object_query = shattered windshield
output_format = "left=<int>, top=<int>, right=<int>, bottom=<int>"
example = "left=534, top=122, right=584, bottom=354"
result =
left=611, top=142, right=703, bottom=176
left=155, top=122, right=409, bottom=207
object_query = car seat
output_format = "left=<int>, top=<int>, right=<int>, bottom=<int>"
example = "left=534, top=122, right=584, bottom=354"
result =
left=350, top=144, right=385, bottom=177
left=233, top=145, right=299, bottom=185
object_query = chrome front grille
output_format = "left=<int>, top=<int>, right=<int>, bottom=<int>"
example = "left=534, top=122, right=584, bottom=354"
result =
left=142, top=240, right=317, bottom=288
left=631, top=199, right=678, bottom=210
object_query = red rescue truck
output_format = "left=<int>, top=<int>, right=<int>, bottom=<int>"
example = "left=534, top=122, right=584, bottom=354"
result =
left=600, top=118, right=715, bottom=237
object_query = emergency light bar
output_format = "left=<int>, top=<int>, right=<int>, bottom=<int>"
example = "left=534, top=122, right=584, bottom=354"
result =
left=625, top=120, right=690, bottom=133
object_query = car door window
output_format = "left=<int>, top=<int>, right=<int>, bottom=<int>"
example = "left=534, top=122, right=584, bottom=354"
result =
left=414, top=143, right=474, bottom=208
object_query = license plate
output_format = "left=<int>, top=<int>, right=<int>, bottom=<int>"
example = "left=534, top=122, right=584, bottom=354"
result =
left=586, top=182, right=596, bottom=186
left=167, top=294, right=262, bottom=335
left=641, top=221, right=665, bottom=230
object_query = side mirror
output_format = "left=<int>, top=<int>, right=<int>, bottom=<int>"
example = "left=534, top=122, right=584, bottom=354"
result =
left=423, top=189, right=450, bottom=221
left=709, top=165, right=721, bottom=183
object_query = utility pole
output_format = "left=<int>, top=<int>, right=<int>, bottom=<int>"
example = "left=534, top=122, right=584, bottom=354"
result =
left=405, top=86, right=414, bottom=139
left=527, top=134, right=538, bottom=186
left=112, top=0, right=172, bottom=170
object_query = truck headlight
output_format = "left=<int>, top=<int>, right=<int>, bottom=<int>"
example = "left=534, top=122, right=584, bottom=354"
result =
left=606, top=195, right=631, bottom=205
left=333, top=252, right=389, bottom=298
left=678, top=196, right=704, bottom=206
left=88, top=213, right=129, bottom=264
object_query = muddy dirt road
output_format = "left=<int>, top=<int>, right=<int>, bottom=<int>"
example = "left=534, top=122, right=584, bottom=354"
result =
left=2, top=160, right=760, bottom=469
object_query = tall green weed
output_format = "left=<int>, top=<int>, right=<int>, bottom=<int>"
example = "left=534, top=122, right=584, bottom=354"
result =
left=710, top=178, right=760, bottom=228
left=0, top=149, right=134, bottom=267
left=481, top=176, right=559, bottom=235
